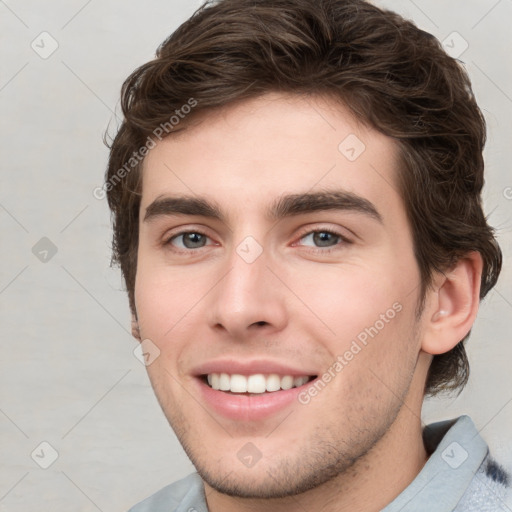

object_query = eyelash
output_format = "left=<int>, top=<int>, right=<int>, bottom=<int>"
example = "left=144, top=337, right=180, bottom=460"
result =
left=163, top=227, right=352, bottom=255
left=295, top=227, right=352, bottom=253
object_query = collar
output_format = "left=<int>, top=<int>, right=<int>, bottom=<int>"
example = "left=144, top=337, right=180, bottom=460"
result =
left=382, top=415, right=489, bottom=511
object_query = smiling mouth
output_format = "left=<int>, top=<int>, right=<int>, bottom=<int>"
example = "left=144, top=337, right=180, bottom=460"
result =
left=202, top=373, right=317, bottom=395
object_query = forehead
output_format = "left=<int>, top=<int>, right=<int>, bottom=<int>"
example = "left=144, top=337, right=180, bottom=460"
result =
left=140, top=93, right=403, bottom=221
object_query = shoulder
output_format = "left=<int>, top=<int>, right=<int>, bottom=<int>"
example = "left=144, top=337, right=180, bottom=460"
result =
left=127, top=473, right=206, bottom=512
left=454, top=454, right=512, bottom=511
left=483, top=456, right=510, bottom=487
left=454, top=439, right=512, bottom=511
left=384, top=415, right=512, bottom=512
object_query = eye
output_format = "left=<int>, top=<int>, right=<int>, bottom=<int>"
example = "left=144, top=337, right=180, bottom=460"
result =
left=167, top=231, right=212, bottom=250
left=298, top=230, right=345, bottom=248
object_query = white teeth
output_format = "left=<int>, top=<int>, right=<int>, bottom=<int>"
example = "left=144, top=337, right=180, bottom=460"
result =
left=280, top=375, right=293, bottom=390
left=206, top=373, right=311, bottom=393
left=248, top=374, right=266, bottom=393
left=211, top=373, right=220, bottom=390
left=230, top=374, right=247, bottom=393
left=266, top=374, right=281, bottom=392
left=219, top=373, right=230, bottom=391
left=293, top=376, right=309, bottom=387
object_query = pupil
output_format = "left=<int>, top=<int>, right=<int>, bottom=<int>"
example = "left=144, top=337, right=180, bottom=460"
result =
left=184, top=233, right=205, bottom=248
left=314, top=232, right=336, bottom=247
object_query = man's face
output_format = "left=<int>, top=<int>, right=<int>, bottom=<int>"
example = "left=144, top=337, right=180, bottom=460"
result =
left=135, top=93, right=428, bottom=497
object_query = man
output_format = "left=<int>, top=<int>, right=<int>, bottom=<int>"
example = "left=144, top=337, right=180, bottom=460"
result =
left=104, top=0, right=510, bottom=510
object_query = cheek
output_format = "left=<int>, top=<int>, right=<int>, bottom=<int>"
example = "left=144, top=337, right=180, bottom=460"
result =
left=293, top=264, right=408, bottom=339
left=291, top=258, right=421, bottom=389
left=134, top=259, right=208, bottom=340
left=318, top=301, right=419, bottom=419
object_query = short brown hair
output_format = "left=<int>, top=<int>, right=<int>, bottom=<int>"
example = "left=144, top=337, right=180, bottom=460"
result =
left=104, top=0, right=502, bottom=396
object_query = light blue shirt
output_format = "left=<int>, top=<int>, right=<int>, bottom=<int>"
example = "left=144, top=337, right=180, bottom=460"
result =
left=128, top=415, right=511, bottom=511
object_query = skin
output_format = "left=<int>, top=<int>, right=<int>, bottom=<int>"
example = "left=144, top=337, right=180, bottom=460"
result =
left=133, top=92, right=482, bottom=511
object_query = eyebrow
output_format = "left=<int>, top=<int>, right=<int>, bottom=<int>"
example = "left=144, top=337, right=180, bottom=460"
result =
left=143, top=190, right=383, bottom=224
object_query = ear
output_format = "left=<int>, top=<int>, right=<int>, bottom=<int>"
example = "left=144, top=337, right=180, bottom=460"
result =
left=421, top=251, right=483, bottom=355
left=131, top=312, right=142, bottom=342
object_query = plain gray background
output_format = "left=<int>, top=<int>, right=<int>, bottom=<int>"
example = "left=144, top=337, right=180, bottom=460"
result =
left=1, top=1, right=511, bottom=510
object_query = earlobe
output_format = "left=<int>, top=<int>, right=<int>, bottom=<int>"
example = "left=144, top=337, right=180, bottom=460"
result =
left=131, top=313, right=142, bottom=342
left=421, top=252, right=483, bottom=355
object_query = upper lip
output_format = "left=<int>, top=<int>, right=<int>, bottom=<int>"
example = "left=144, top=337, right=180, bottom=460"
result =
left=192, top=359, right=318, bottom=377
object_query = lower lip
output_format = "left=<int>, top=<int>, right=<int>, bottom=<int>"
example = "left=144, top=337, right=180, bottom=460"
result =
left=196, top=378, right=312, bottom=421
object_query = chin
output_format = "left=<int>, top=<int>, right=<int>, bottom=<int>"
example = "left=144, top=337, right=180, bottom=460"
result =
left=189, top=448, right=359, bottom=500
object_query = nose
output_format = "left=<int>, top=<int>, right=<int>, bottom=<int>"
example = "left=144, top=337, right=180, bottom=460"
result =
left=206, top=241, right=288, bottom=340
